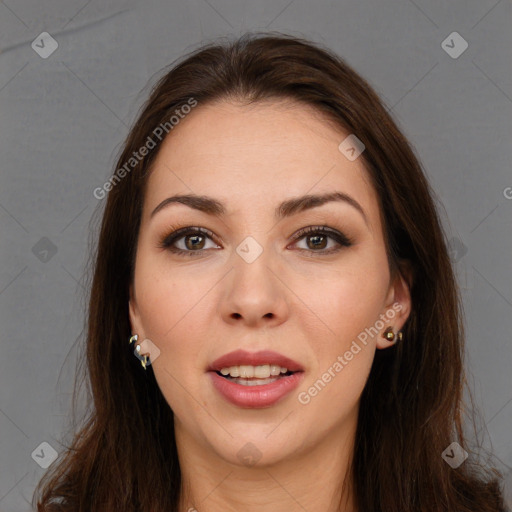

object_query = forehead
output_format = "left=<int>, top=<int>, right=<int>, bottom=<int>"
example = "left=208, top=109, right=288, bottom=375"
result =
left=143, top=99, right=379, bottom=229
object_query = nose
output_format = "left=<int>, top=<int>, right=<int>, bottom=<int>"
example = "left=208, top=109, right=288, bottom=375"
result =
left=219, top=247, right=290, bottom=329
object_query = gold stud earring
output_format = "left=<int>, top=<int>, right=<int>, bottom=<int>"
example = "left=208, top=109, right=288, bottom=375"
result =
left=383, top=326, right=403, bottom=342
left=383, top=326, right=395, bottom=341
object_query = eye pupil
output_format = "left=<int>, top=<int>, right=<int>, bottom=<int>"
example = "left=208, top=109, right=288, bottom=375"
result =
left=307, top=234, right=327, bottom=250
left=186, top=234, right=205, bottom=250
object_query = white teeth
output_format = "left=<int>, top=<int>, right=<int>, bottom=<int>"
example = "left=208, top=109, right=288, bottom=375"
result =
left=219, top=364, right=289, bottom=378
left=239, top=365, right=254, bottom=378
left=230, top=377, right=279, bottom=386
left=270, top=364, right=281, bottom=376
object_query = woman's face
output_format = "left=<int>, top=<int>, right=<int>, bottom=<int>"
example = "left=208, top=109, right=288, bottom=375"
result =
left=129, top=99, right=411, bottom=467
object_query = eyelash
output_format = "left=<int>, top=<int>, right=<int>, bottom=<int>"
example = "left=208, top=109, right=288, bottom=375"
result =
left=158, top=224, right=354, bottom=257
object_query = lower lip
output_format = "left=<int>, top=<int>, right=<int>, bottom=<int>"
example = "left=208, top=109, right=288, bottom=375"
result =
left=208, top=371, right=304, bottom=408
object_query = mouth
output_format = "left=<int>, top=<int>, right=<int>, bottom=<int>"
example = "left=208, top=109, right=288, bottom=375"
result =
left=215, top=364, right=298, bottom=386
left=207, top=349, right=305, bottom=408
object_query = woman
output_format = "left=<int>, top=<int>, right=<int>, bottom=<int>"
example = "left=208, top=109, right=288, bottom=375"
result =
left=34, top=32, right=508, bottom=511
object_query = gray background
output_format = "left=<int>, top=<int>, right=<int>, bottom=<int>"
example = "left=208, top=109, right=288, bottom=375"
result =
left=0, top=0, right=511, bottom=510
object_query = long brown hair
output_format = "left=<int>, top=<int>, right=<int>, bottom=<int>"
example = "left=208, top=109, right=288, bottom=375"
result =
left=34, top=32, right=507, bottom=512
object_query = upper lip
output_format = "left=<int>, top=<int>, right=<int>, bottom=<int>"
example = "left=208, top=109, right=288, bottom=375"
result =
left=208, top=349, right=304, bottom=372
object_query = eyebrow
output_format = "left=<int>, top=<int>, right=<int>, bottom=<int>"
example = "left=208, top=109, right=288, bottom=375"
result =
left=150, top=191, right=369, bottom=228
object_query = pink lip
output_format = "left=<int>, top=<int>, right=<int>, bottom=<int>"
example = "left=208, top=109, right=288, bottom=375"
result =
left=208, top=349, right=304, bottom=372
left=207, top=349, right=305, bottom=408
left=208, top=371, right=304, bottom=408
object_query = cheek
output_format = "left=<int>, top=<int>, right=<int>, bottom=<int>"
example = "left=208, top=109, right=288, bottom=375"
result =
left=294, top=267, right=383, bottom=416
left=134, top=251, right=208, bottom=338
left=133, top=259, right=214, bottom=380
left=134, top=270, right=210, bottom=415
left=295, top=252, right=389, bottom=340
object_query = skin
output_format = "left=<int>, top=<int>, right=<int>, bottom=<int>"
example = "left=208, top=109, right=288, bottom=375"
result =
left=129, top=99, right=412, bottom=512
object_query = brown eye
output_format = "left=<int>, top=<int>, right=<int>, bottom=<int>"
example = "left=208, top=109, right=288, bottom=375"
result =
left=183, top=233, right=206, bottom=250
left=159, top=227, right=220, bottom=256
left=305, top=233, right=328, bottom=250
left=291, top=226, right=353, bottom=255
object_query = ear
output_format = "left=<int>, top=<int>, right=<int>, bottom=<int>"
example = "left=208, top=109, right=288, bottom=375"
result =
left=128, top=282, right=144, bottom=338
left=376, top=261, right=413, bottom=350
